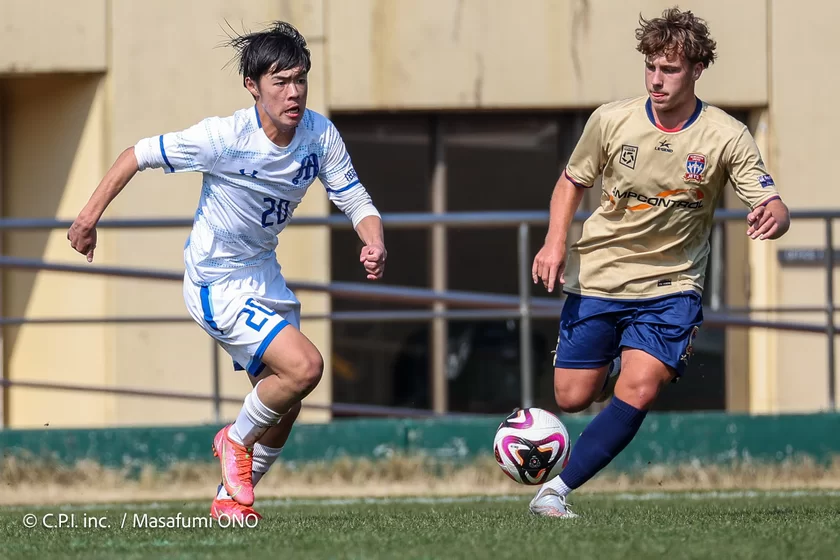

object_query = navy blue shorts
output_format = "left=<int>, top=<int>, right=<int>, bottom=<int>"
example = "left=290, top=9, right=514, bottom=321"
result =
left=553, top=292, right=703, bottom=375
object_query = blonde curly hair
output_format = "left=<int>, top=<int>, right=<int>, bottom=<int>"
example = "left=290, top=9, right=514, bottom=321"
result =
left=636, top=7, right=717, bottom=68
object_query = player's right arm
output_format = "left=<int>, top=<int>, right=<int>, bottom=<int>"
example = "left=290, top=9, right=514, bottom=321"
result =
left=532, top=107, right=606, bottom=292
left=67, top=147, right=140, bottom=262
left=68, top=119, right=222, bottom=262
left=532, top=174, right=586, bottom=292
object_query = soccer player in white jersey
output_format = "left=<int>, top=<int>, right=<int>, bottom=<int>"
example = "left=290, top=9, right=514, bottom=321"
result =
left=529, top=8, right=791, bottom=517
left=67, top=22, right=386, bottom=520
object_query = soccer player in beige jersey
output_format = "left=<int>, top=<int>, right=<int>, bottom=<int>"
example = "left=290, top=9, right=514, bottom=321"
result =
left=529, top=8, right=790, bottom=517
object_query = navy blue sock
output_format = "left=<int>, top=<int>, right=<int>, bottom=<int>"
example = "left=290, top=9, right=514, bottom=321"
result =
left=559, top=396, right=647, bottom=490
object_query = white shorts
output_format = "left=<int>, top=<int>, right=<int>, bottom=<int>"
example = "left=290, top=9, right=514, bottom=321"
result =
left=184, top=264, right=301, bottom=377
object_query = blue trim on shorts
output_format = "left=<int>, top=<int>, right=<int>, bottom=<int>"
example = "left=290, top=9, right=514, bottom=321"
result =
left=561, top=290, right=700, bottom=303
left=244, top=320, right=290, bottom=376
left=235, top=360, right=267, bottom=377
left=199, top=286, right=223, bottom=334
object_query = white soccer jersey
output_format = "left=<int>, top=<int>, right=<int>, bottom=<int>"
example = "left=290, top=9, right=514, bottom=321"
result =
left=134, top=106, right=379, bottom=285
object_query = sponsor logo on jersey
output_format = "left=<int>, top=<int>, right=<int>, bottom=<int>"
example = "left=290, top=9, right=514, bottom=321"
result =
left=683, top=153, right=706, bottom=184
left=758, top=174, right=775, bottom=188
left=619, top=145, right=638, bottom=169
left=655, top=140, right=673, bottom=153
left=609, top=186, right=705, bottom=211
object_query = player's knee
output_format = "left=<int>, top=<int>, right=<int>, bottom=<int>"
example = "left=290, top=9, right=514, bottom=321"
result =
left=553, top=381, right=595, bottom=413
left=292, top=351, right=323, bottom=396
left=618, top=376, right=663, bottom=410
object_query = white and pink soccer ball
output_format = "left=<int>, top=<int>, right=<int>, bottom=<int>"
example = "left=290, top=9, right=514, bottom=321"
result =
left=493, top=408, right=571, bottom=485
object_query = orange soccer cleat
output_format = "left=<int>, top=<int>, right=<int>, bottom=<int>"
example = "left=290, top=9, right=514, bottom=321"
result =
left=210, top=493, right=263, bottom=522
left=212, top=425, right=255, bottom=506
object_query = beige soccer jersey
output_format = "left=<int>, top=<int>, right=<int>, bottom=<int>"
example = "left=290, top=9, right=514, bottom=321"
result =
left=563, top=96, right=780, bottom=299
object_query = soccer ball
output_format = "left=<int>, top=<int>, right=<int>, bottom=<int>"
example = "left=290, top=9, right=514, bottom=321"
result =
left=493, top=408, right=571, bottom=485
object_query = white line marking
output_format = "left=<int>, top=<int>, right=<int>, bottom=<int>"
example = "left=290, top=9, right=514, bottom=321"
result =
left=2, top=489, right=839, bottom=512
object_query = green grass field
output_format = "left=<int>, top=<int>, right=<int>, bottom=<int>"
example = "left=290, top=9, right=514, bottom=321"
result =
left=1, top=491, right=838, bottom=559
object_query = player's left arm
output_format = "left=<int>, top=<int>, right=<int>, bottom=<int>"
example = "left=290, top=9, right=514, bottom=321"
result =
left=319, top=121, right=386, bottom=280
left=354, top=215, right=386, bottom=281
left=728, top=128, right=791, bottom=241
left=746, top=198, right=789, bottom=240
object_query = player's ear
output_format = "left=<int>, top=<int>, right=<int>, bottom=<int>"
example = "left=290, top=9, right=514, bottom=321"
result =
left=244, top=76, right=260, bottom=100
left=692, top=62, right=704, bottom=81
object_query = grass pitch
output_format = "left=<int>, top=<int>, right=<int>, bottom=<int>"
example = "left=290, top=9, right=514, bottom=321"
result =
left=1, top=491, right=838, bottom=559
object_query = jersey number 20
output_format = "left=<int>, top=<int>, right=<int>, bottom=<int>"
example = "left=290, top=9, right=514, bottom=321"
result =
left=238, top=298, right=277, bottom=331
left=261, top=197, right=290, bottom=228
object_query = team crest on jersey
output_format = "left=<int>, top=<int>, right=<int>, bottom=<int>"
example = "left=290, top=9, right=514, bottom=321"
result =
left=683, top=153, right=706, bottom=184
left=292, top=153, right=320, bottom=186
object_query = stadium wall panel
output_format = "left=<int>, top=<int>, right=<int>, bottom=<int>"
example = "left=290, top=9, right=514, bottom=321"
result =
left=1, top=412, right=838, bottom=472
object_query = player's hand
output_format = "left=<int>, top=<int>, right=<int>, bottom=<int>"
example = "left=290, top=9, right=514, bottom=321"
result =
left=746, top=205, right=780, bottom=240
left=67, top=218, right=98, bottom=262
left=360, top=243, right=386, bottom=280
left=532, top=242, right=566, bottom=293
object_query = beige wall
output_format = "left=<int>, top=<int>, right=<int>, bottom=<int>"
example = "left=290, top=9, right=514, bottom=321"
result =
left=1, top=75, right=112, bottom=427
left=326, top=0, right=767, bottom=109
left=1, top=0, right=838, bottom=425
left=769, top=0, right=840, bottom=412
left=0, top=0, right=107, bottom=73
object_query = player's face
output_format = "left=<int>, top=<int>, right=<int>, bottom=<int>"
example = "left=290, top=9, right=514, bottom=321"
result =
left=251, top=66, right=309, bottom=130
left=644, top=52, right=702, bottom=111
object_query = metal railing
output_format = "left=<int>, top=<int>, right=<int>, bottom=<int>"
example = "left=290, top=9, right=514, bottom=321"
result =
left=0, top=209, right=836, bottom=422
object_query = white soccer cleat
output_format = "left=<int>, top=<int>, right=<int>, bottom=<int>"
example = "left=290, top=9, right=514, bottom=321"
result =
left=529, top=488, right=579, bottom=518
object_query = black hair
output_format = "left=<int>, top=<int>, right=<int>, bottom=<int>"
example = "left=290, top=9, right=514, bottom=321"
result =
left=226, top=21, right=311, bottom=86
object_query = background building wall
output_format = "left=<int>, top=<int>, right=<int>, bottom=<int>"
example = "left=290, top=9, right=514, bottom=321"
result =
left=1, top=75, right=112, bottom=427
left=326, top=0, right=768, bottom=109
left=0, top=0, right=836, bottom=426
left=769, top=0, right=840, bottom=412
left=0, top=0, right=107, bottom=74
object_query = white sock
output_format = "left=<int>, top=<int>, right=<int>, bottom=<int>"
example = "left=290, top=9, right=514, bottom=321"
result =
left=229, top=381, right=283, bottom=446
left=539, top=475, right=572, bottom=498
left=252, top=444, right=284, bottom=485
left=216, top=444, right=283, bottom=499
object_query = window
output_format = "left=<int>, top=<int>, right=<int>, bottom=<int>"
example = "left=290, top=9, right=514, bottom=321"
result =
left=330, top=109, right=742, bottom=414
